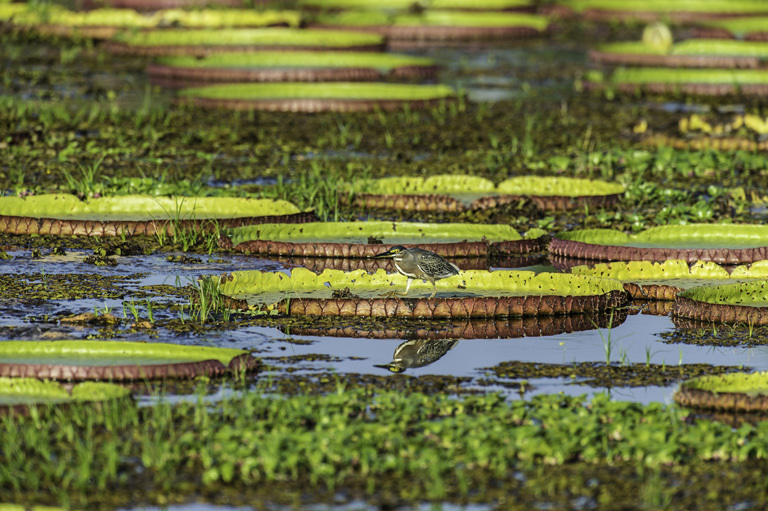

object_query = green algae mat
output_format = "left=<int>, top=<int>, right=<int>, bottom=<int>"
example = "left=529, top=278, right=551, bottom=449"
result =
left=0, top=194, right=312, bottom=236
left=103, top=28, right=385, bottom=56
left=675, top=371, right=768, bottom=412
left=345, top=175, right=624, bottom=211
left=148, top=51, right=438, bottom=88
left=572, top=260, right=768, bottom=300
left=551, top=224, right=768, bottom=264
left=226, top=220, right=544, bottom=257
left=177, top=82, right=457, bottom=112
left=0, top=378, right=129, bottom=410
left=216, top=268, right=627, bottom=317
left=0, top=341, right=258, bottom=380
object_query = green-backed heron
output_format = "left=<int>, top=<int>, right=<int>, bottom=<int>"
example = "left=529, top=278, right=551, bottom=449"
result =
left=373, top=245, right=460, bottom=298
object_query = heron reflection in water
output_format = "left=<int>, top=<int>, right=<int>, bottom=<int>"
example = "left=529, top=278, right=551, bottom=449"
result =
left=374, top=338, right=459, bottom=373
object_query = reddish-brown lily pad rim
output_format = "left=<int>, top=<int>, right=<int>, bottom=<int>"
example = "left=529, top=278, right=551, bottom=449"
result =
left=0, top=353, right=257, bottom=381
left=622, top=282, right=682, bottom=301
left=146, top=63, right=439, bottom=88
left=587, top=49, right=761, bottom=69
left=673, top=295, right=768, bottom=326
left=232, top=238, right=545, bottom=258
left=101, top=41, right=386, bottom=57
left=0, top=211, right=317, bottom=237
left=228, top=290, right=627, bottom=318
left=280, top=311, right=623, bottom=339
left=343, top=192, right=622, bottom=213
left=548, top=238, right=768, bottom=264
left=175, top=95, right=456, bottom=112
left=673, top=385, right=768, bottom=413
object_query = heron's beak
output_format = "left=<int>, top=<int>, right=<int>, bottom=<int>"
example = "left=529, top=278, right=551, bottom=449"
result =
left=373, top=248, right=395, bottom=259
left=373, top=363, right=405, bottom=373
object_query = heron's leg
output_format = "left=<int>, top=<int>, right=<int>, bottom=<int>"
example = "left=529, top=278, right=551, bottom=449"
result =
left=427, top=277, right=436, bottom=299
left=380, top=277, right=413, bottom=298
left=403, top=278, right=413, bottom=296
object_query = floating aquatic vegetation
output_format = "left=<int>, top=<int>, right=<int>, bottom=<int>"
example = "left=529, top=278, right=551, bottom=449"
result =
left=0, top=341, right=258, bottom=380
left=0, top=378, right=130, bottom=412
left=177, top=82, right=458, bottom=112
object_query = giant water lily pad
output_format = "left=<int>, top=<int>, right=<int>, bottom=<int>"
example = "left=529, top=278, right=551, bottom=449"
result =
left=148, top=51, right=439, bottom=89
left=216, top=268, right=627, bottom=318
left=177, top=82, right=457, bottom=112
left=675, top=371, right=768, bottom=412
left=345, top=175, right=624, bottom=212
left=0, top=341, right=258, bottom=380
left=0, top=194, right=312, bottom=236
left=585, top=68, right=768, bottom=97
left=696, top=17, right=768, bottom=41
left=571, top=260, right=768, bottom=300
left=673, top=280, right=768, bottom=325
left=309, top=10, right=549, bottom=41
left=226, top=221, right=543, bottom=257
left=0, top=378, right=130, bottom=411
left=298, top=0, right=533, bottom=10
left=560, top=0, right=768, bottom=22
left=550, top=224, right=768, bottom=264
left=5, top=6, right=301, bottom=38
left=590, top=39, right=768, bottom=68
left=103, top=28, right=385, bottom=56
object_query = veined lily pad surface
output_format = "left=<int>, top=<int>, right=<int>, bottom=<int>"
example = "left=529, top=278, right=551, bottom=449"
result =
left=571, top=260, right=768, bottom=300
left=148, top=51, right=439, bottom=88
left=227, top=221, right=543, bottom=257
left=216, top=268, right=627, bottom=317
left=0, top=378, right=130, bottom=408
left=0, top=194, right=311, bottom=236
left=177, top=82, right=457, bottom=112
left=673, top=281, right=768, bottom=325
left=0, top=341, right=258, bottom=380
left=345, top=175, right=624, bottom=211
left=551, top=224, right=768, bottom=263
left=675, top=371, right=768, bottom=412
left=104, top=28, right=385, bottom=56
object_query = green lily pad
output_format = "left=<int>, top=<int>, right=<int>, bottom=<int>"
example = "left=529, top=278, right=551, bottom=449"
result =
left=299, top=0, right=533, bottom=9
left=220, top=268, right=624, bottom=302
left=551, top=224, right=768, bottom=264
left=314, top=10, right=549, bottom=30
left=179, top=82, right=455, bottom=100
left=605, top=68, right=768, bottom=85
left=565, top=0, right=768, bottom=14
left=677, top=281, right=768, bottom=308
left=0, top=341, right=258, bottom=380
left=572, top=260, right=768, bottom=300
left=675, top=371, right=768, bottom=412
left=228, top=220, right=521, bottom=245
left=110, top=27, right=383, bottom=48
left=699, top=17, right=768, bottom=38
left=344, top=175, right=624, bottom=211
left=496, top=176, right=625, bottom=196
left=595, top=39, right=768, bottom=58
left=0, top=194, right=300, bottom=221
left=154, top=51, right=435, bottom=72
left=0, top=378, right=130, bottom=407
